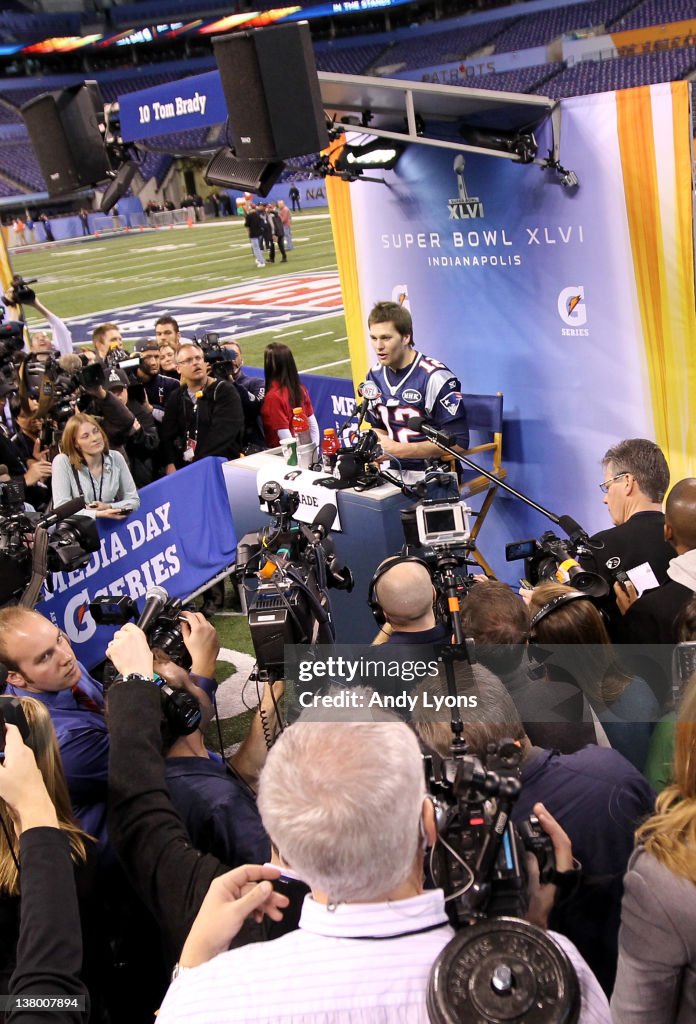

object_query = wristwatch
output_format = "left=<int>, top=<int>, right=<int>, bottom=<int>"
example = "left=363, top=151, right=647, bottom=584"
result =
left=113, top=672, right=156, bottom=686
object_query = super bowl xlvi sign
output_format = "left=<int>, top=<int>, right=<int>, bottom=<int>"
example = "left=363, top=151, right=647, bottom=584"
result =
left=37, top=459, right=237, bottom=668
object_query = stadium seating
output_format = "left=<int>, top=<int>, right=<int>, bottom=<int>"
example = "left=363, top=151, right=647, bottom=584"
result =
left=491, top=0, right=639, bottom=55
left=541, top=45, right=696, bottom=98
left=465, top=64, right=563, bottom=95
left=610, top=0, right=696, bottom=31
left=314, top=43, right=391, bottom=75
left=379, top=20, right=518, bottom=71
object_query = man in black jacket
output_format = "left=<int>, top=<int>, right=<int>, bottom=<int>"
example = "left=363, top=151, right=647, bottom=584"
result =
left=160, top=342, right=244, bottom=474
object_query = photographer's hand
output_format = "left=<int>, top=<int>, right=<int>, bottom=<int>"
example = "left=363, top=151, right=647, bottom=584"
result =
left=180, top=611, right=220, bottom=678
left=524, top=802, right=573, bottom=930
left=178, top=865, right=288, bottom=969
left=106, top=623, right=154, bottom=679
left=614, top=579, right=638, bottom=615
left=0, top=725, right=59, bottom=835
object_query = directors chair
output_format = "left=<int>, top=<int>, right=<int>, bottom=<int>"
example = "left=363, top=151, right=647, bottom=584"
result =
left=458, top=392, right=506, bottom=577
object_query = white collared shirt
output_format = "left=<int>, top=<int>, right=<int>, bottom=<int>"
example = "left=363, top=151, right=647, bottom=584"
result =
left=157, top=890, right=610, bottom=1024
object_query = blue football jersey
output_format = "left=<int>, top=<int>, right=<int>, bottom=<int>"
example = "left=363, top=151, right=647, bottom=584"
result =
left=364, top=351, right=468, bottom=469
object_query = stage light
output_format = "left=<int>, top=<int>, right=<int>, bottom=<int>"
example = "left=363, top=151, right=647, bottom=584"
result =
left=335, top=138, right=404, bottom=173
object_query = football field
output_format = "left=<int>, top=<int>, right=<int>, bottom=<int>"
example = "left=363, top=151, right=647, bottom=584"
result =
left=11, top=210, right=352, bottom=378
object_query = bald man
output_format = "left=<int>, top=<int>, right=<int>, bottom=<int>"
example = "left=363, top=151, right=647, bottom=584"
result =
left=618, top=477, right=696, bottom=644
left=371, top=558, right=449, bottom=646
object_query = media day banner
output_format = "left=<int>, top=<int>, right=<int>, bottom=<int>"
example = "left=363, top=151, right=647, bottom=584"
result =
left=38, top=458, right=237, bottom=668
left=326, top=82, right=696, bottom=580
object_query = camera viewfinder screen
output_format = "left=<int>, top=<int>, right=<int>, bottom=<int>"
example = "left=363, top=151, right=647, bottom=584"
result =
left=424, top=508, right=456, bottom=533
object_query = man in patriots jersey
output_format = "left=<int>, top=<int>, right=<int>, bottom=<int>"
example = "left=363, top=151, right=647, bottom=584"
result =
left=364, top=301, right=468, bottom=475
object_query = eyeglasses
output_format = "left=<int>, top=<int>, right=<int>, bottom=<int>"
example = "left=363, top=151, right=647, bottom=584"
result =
left=177, top=355, right=205, bottom=366
left=599, top=472, right=628, bottom=494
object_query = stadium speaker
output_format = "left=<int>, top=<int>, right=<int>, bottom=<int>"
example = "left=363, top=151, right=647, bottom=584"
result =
left=204, top=148, right=284, bottom=198
left=212, top=23, right=329, bottom=161
left=21, top=82, right=110, bottom=197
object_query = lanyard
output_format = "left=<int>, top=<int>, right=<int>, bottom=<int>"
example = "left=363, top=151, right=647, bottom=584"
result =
left=87, top=454, right=104, bottom=503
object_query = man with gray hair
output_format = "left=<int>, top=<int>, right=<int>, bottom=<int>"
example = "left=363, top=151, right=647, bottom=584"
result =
left=581, top=438, right=673, bottom=637
left=586, top=437, right=672, bottom=586
left=156, top=704, right=609, bottom=1023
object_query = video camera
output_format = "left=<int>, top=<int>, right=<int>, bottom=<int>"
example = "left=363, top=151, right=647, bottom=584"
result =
left=424, top=711, right=582, bottom=1023
left=235, top=481, right=353, bottom=680
left=3, top=274, right=37, bottom=308
left=506, top=530, right=608, bottom=598
left=0, top=489, right=100, bottom=607
left=0, top=299, right=25, bottom=395
left=89, top=586, right=201, bottom=735
left=197, top=332, right=234, bottom=381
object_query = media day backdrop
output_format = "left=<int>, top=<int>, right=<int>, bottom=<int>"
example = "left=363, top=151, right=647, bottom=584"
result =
left=327, top=81, right=696, bottom=578
left=37, top=458, right=237, bottom=668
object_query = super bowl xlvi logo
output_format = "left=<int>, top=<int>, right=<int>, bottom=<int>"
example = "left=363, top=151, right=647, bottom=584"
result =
left=557, top=286, right=589, bottom=337
left=447, top=154, right=484, bottom=220
left=402, top=388, right=422, bottom=404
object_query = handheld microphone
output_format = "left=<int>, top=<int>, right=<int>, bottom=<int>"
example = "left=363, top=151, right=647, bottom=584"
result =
left=407, top=416, right=455, bottom=447
left=355, top=380, right=380, bottom=425
left=136, top=585, right=169, bottom=634
left=37, top=496, right=86, bottom=528
left=310, top=503, right=337, bottom=540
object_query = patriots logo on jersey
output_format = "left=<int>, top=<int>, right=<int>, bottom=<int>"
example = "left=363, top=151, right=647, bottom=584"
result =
left=440, top=391, right=463, bottom=415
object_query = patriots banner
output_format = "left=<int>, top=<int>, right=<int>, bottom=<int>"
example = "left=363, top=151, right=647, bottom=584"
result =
left=37, top=458, right=237, bottom=669
left=327, top=82, right=696, bottom=579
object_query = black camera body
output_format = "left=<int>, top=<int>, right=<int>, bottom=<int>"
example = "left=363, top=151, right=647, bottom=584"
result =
left=236, top=482, right=351, bottom=680
left=506, top=530, right=608, bottom=599
left=425, top=738, right=555, bottom=927
left=89, top=593, right=200, bottom=736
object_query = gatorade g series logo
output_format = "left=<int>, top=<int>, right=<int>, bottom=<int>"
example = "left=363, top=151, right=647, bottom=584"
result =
left=557, top=286, right=589, bottom=336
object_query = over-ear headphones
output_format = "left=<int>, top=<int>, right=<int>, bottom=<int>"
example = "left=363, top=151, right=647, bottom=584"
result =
left=367, top=555, right=432, bottom=626
left=529, top=590, right=593, bottom=639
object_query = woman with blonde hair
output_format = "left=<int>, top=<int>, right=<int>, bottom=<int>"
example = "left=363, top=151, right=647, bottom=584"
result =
left=51, top=412, right=139, bottom=519
left=611, top=680, right=696, bottom=1022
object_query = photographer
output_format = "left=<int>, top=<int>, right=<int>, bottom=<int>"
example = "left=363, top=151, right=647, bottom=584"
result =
left=219, top=338, right=265, bottom=450
left=127, top=339, right=178, bottom=424
left=2, top=276, right=74, bottom=360
left=0, top=718, right=89, bottom=1023
left=413, top=668, right=655, bottom=996
left=107, top=368, right=159, bottom=487
left=90, top=324, right=127, bottom=367
left=104, top=622, right=288, bottom=966
left=51, top=414, right=139, bottom=520
left=369, top=556, right=450, bottom=646
left=161, top=342, right=244, bottom=474
left=154, top=703, right=608, bottom=1023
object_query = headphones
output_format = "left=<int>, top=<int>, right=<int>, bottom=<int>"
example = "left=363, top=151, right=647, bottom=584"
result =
left=367, top=555, right=432, bottom=626
left=529, top=591, right=594, bottom=639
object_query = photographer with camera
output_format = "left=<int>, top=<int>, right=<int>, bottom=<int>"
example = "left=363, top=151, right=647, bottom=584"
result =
left=0, top=708, right=90, bottom=1022
left=104, top=621, right=290, bottom=969
left=219, top=338, right=265, bottom=451
left=161, top=342, right=244, bottom=474
left=107, top=367, right=159, bottom=488
left=369, top=556, right=450, bottom=646
left=128, top=339, right=179, bottom=424
left=2, top=275, right=74, bottom=360
left=153, top=701, right=607, bottom=1024
left=414, top=667, right=654, bottom=997
left=90, top=324, right=129, bottom=367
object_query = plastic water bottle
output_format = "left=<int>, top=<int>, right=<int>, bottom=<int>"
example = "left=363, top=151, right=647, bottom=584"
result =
left=321, top=428, right=340, bottom=472
left=291, top=407, right=312, bottom=446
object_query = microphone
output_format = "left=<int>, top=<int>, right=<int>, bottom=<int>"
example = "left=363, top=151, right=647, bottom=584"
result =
left=310, top=503, right=337, bottom=540
left=355, top=380, right=380, bottom=424
left=558, top=514, right=590, bottom=544
left=38, top=496, right=85, bottom=528
left=407, top=416, right=455, bottom=447
left=136, top=585, right=169, bottom=634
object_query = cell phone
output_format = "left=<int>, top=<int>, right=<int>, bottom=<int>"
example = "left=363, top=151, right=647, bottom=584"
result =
left=519, top=578, right=533, bottom=590
left=612, top=569, right=631, bottom=590
left=0, top=697, right=31, bottom=761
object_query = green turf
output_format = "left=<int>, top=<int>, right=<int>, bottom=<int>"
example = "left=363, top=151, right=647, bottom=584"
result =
left=11, top=211, right=353, bottom=378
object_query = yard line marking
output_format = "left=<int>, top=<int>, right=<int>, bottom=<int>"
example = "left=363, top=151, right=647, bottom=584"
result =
left=303, top=357, right=351, bottom=372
